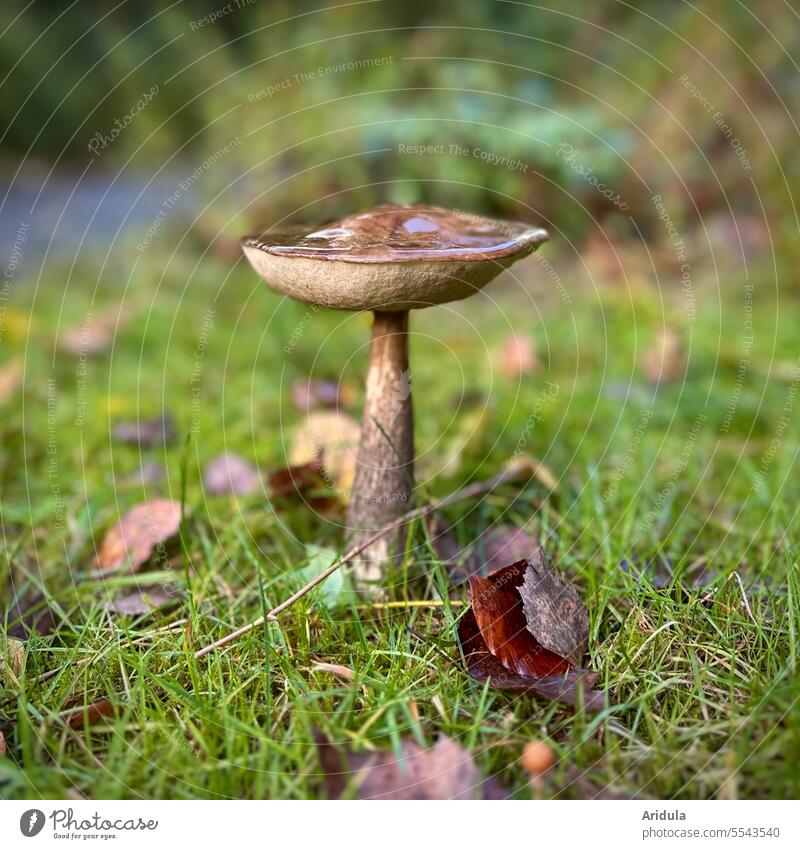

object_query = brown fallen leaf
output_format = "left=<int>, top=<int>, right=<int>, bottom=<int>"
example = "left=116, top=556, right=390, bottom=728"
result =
left=65, top=699, right=116, bottom=729
left=642, top=327, right=685, bottom=385
left=93, top=499, right=182, bottom=574
left=0, top=730, right=6, bottom=755
left=0, top=358, right=24, bottom=405
left=203, top=453, right=260, bottom=496
left=457, top=606, right=605, bottom=711
left=468, top=571, right=571, bottom=678
left=114, top=413, right=176, bottom=447
left=291, top=378, right=355, bottom=411
left=500, top=333, right=539, bottom=380
left=316, top=731, right=503, bottom=800
left=519, top=556, right=589, bottom=667
left=106, top=585, right=180, bottom=615
left=310, top=661, right=356, bottom=682
left=289, top=410, right=360, bottom=499
left=267, top=458, right=337, bottom=509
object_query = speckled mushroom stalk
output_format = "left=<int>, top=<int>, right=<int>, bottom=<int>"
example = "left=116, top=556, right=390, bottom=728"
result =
left=241, top=204, right=548, bottom=591
left=346, top=309, right=414, bottom=586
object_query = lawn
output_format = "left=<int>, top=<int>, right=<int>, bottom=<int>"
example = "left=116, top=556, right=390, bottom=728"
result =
left=1, top=241, right=799, bottom=800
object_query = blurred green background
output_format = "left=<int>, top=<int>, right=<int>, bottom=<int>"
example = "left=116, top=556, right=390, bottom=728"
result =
left=2, top=0, right=798, bottom=264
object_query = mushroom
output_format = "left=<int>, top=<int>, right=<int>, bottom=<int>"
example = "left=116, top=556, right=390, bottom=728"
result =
left=242, top=204, right=548, bottom=589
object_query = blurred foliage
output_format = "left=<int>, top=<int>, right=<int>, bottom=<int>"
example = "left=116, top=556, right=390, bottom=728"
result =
left=1, top=0, right=798, bottom=252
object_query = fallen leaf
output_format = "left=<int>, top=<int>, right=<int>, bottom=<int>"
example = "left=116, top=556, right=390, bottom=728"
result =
left=2, top=637, right=24, bottom=677
left=457, top=607, right=605, bottom=711
left=94, top=499, right=182, bottom=574
left=291, top=378, right=355, bottom=411
left=203, top=453, right=260, bottom=496
left=642, top=327, right=685, bottom=385
left=0, top=358, right=24, bottom=405
left=0, top=731, right=5, bottom=755
left=316, top=731, right=503, bottom=800
left=519, top=556, right=589, bottom=666
left=311, top=662, right=355, bottom=682
left=500, top=333, right=539, bottom=379
left=468, top=572, right=570, bottom=678
left=114, top=413, right=176, bottom=447
left=268, top=459, right=338, bottom=509
left=66, top=699, right=116, bottom=729
left=289, top=410, right=359, bottom=499
left=107, top=585, right=180, bottom=615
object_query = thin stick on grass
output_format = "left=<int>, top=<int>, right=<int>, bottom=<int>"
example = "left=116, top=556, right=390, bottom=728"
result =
left=194, top=465, right=528, bottom=658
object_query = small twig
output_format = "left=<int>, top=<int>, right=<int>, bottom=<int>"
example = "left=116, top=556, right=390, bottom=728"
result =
left=194, top=465, right=527, bottom=658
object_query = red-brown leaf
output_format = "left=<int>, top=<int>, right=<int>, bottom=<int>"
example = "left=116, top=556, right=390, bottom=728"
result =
left=457, top=608, right=606, bottom=711
left=94, top=499, right=182, bottom=574
left=468, top=571, right=570, bottom=678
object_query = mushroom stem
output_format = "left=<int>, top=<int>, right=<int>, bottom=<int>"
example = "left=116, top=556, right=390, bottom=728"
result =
left=347, top=309, right=414, bottom=590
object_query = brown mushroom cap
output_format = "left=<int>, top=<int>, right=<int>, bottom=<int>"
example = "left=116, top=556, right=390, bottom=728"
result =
left=241, top=204, right=548, bottom=311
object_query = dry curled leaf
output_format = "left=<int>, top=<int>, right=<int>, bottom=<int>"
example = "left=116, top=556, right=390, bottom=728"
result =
left=468, top=570, right=571, bottom=678
left=94, top=499, right=182, bottom=574
left=114, top=413, right=176, bottom=447
left=457, top=606, right=605, bottom=711
left=66, top=699, right=116, bottom=729
left=106, top=585, right=180, bottom=615
left=316, top=731, right=503, bottom=800
left=519, top=557, right=589, bottom=666
left=0, top=730, right=6, bottom=756
left=456, top=552, right=605, bottom=711
left=203, top=453, right=260, bottom=496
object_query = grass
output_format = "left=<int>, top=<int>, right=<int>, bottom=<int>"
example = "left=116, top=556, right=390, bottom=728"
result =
left=1, top=242, right=799, bottom=799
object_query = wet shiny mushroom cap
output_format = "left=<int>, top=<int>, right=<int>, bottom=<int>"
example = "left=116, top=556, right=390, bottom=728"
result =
left=241, top=204, right=548, bottom=311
